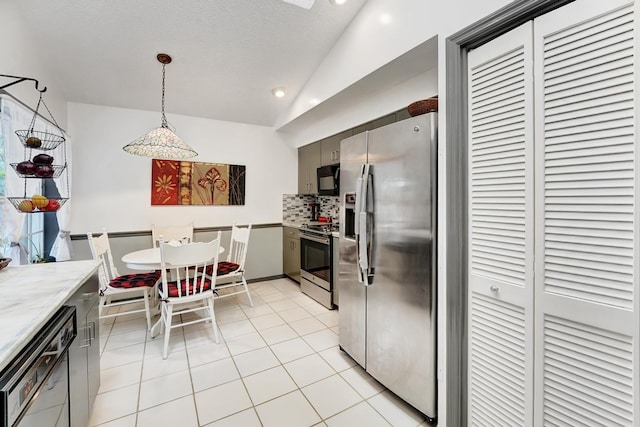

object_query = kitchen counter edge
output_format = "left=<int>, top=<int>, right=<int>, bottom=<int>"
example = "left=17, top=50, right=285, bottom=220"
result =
left=0, top=259, right=101, bottom=372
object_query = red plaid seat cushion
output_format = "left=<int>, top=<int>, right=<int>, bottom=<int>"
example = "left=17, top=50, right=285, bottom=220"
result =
left=109, top=270, right=161, bottom=289
left=205, top=261, right=240, bottom=277
left=159, top=279, right=213, bottom=298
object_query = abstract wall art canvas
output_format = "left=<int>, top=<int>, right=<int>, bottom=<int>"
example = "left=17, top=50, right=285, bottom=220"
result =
left=151, top=159, right=246, bottom=206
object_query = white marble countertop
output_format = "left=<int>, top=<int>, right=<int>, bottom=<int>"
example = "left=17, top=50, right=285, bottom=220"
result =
left=0, top=259, right=101, bottom=372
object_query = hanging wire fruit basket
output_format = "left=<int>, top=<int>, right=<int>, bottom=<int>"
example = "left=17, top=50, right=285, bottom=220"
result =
left=2, top=75, right=71, bottom=214
left=9, top=163, right=67, bottom=178
left=14, top=93, right=66, bottom=151
left=8, top=197, right=69, bottom=213
left=15, top=129, right=65, bottom=151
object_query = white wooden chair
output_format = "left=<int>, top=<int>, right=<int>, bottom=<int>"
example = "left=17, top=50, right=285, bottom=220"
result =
left=152, top=233, right=222, bottom=359
left=205, top=223, right=254, bottom=307
left=87, top=229, right=160, bottom=331
left=151, top=222, right=194, bottom=248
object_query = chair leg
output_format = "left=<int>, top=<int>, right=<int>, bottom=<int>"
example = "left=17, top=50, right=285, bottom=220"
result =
left=143, top=288, right=152, bottom=332
left=162, top=303, right=173, bottom=359
left=207, top=297, right=220, bottom=344
left=150, top=314, right=163, bottom=339
left=243, top=276, right=254, bottom=307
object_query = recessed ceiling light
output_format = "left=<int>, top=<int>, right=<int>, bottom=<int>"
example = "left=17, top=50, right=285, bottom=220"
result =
left=272, top=87, right=287, bottom=98
left=329, top=0, right=347, bottom=5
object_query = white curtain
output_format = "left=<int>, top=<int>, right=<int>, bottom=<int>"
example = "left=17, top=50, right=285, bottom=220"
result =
left=50, top=130, right=72, bottom=261
left=0, top=96, right=72, bottom=263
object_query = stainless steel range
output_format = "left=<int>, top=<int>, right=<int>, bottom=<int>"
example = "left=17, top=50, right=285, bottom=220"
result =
left=299, top=224, right=337, bottom=309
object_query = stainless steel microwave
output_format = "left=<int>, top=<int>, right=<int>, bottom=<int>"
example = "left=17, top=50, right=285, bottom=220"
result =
left=317, top=164, right=339, bottom=196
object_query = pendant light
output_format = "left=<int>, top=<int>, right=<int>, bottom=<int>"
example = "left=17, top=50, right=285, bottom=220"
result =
left=123, top=53, right=197, bottom=159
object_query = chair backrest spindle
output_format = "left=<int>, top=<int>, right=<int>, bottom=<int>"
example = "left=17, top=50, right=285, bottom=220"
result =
left=159, top=236, right=221, bottom=301
left=226, top=223, right=251, bottom=268
left=87, top=228, right=120, bottom=292
left=152, top=223, right=194, bottom=248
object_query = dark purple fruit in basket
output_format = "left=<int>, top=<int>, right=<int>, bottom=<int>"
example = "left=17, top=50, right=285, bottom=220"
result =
left=16, top=161, right=36, bottom=175
left=35, top=164, right=54, bottom=177
left=26, top=136, right=42, bottom=148
left=33, top=153, right=54, bottom=165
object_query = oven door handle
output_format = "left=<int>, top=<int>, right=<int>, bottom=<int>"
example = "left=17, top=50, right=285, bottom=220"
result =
left=300, top=234, right=330, bottom=245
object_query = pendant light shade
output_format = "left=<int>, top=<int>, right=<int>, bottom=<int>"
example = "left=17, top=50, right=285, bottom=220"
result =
left=124, top=126, right=197, bottom=159
left=123, top=53, right=198, bottom=159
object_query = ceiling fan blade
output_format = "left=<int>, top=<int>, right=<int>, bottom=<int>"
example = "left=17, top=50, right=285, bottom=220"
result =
left=282, top=0, right=316, bottom=10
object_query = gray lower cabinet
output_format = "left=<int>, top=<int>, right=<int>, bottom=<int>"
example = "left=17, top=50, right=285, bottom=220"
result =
left=283, top=226, right=300, bottom=283
left=67, top=272, right=101, bottom=427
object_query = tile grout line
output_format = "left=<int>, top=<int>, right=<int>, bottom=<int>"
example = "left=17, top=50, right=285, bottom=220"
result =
left=94, top=279, right=426, bottom=426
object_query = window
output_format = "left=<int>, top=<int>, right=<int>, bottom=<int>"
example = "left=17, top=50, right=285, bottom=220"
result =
left=0, top=98, right=46, bottom=262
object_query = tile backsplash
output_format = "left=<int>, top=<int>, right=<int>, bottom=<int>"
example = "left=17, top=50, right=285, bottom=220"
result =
left=283, top=194, right=339, bottom=224
left=318, top=196, right=339, bottom=222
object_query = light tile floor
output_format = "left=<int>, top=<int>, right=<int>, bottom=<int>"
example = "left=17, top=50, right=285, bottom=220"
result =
left=90, top=278, right=430, bottom=427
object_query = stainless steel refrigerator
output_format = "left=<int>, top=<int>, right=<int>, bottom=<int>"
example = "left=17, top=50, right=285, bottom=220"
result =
left=338, top=113, right=437, bottom=420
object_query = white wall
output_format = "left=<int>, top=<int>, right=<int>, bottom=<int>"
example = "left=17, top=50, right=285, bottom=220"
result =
left=0, top=1, right=67, bottom=128
left=277, top=0, right=512, bottom=135
left=279, top=55, right=438, bottom=148
left=68, top=102, right=297, bottom=234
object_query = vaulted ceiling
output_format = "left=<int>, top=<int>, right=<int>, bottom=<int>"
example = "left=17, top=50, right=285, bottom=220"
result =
left=12, top=0, right=368, bottom=127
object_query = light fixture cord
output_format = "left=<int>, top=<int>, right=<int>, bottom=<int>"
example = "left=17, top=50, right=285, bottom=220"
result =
left=160, top=63, right=168, bottom=129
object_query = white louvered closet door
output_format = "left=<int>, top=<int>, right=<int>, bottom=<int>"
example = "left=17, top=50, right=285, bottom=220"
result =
left=533, top=1, right=638, bottom=425
left=467, top=22, right=535, bottom=427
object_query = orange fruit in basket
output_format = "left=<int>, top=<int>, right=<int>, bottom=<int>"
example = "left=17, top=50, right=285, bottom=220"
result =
left=31, top=195, right=49, bottom=208
left=18, top=200, right=35, bottom=212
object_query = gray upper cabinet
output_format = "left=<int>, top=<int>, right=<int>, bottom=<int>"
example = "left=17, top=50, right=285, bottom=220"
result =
left=299, top=109, right=413, bottom=194
left=298, top=143, right=321, bottom=194
left=321, top=130, right=351, bottom=166
left=351, top=112, right=398, bottom=137
left=395, top=108, right=412, bottom=122
left=371, top=113, right=396, bottom=131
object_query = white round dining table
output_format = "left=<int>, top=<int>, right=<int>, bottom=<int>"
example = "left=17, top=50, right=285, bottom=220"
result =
left=122, top=246, right=224, bottom=270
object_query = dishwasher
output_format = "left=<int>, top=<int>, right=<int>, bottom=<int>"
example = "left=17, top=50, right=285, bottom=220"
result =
left=0, top=306, right=76, bottom=427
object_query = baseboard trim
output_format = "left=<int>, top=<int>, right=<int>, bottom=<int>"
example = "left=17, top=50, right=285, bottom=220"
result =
left=248, top=274, right=287, bottom=284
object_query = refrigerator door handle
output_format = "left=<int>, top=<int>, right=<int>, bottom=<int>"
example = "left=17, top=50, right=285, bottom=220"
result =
left=354, top=165, right=365, bottom=236
left=358, top=164, right=372, bottom=285
left=366, top=167, right=375, bottom=284
left=358, top=210, right=368, bottom=282
left=355, top=177, right=363, bottom=237
left=354, top=164, right=365, bottom=282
